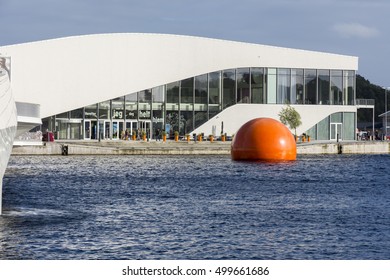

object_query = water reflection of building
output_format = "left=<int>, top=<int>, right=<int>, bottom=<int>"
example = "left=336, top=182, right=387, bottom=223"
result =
left=1, top=33, right=358, bottom=141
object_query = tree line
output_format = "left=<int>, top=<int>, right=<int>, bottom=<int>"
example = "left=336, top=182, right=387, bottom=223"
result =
left=356, top=74, right=387, bottom=123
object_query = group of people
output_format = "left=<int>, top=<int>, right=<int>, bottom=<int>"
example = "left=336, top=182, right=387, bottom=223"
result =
left=356, top=129, right=383, bottom=141
left=117, top=128, right=165, bottom=141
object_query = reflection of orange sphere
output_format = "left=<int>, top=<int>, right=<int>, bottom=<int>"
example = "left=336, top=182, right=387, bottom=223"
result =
left=231, top=118, right=296, bottom=161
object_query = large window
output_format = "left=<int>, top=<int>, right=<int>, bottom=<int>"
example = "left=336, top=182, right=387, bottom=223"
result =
left=112, top=97, right=124, bottom=119
left=318, top=70, right=330, bottom=105
left=180, top=111, right=193, bottom=135
left=317, top=116, right=330, bottom=140
left=195, top=75, right=207, bottom=105
left=125, top=92, right=138, bottom=120
left=152, top=86, right=165, bottom=136
left=236, top=68, right=250, bottom=103
left=251, top=68, right=265, bottom=104
left=267, top=68, right=277, bottom=104
left=223, top=69, right=235, bottom=109
left=277, top=69, right=290, bottom=104
left=71, top=108, right=83, bottom=119
left=195, top=74, right=208, bottom=132
left=343, top=112, right=355, bottom=140
left=305, top=69, right=317, bottom=104
left=180, top=78, right=194, bottom=135
left=167, top=81, right=180, bottom=104
left=331, top=70, right=343, bottom=105
left=99, top=101, right=110, bottom=120
left=291, top=69, right=303, bottom=104
left=138, top=90, right=151, bottom=120
left=181, top=78, right=194, bottom=104
left=166, top=82, right=179, bottom=135
left=344, top=71, right=355, bottom=105
left=166, top=111, right=180, bottom=136
left=152, top=85, right=164, bottom=103
left=209, top=72, right=220, bottom=105
left=152, top=86, right=164, bottom=130
left=85, top=104, right=97, bottom=119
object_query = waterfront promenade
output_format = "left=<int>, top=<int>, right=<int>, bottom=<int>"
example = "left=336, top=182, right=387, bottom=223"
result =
left=11, top=140, right=390, bottom=156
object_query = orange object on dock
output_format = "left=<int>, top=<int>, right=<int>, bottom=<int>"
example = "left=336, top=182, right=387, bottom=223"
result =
left=231, top=118, right=296, bottom=161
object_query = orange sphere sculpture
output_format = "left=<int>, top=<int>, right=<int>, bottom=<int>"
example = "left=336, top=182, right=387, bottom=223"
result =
left=231, top=118, right=296, bottom=161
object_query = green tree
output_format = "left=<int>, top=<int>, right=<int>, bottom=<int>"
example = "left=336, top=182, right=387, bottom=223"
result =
left=278, top=104, right=302, bottom=137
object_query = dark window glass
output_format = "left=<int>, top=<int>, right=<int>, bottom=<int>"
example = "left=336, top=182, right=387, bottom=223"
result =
left=277, top=68, right=291, bottom=104
left=251, top=68, right=264, bottom=104
left=180, top=111, right=193, bottom=135
left=209, top=72, right=220, bottom=105
left=70, top=108, right=83, bottom=119
left=152, top=86, right=164, bottom=103
left=331, top=70, right=343, bottom=105
left=195, top=111, right=208, bottom=129
left=318, top=70, right=330, bottom=105
left=195, top=75, right=207, bottom=105
left=344, top=71, right=355, bottom=105
left=167, top=82, right=179, bottom=104
left=99, top=101, right=110, bottom=119
left=237, top=68, right=250, bottom=103
left=138, top=89, right=152, bottom=103
left=223, top=69, right=235, bottom=109
left=291, top=69, right=303, bottom=104
left=181, top=78, right=193, bottom=104
left=56, top=112, right=68, bottom=119
left=125, top=93, right=138, bottom=119
left=112, top=97, right=124, bottom=119
left=166, top=110, right=180, bottom=136
left=305, top=69, right=317, bottom=104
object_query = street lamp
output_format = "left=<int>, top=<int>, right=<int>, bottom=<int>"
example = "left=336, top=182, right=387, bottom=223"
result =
left=384, top=87, right=390, bottom=139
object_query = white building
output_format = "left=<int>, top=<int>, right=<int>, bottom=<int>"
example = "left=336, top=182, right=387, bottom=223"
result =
left=0, top=33, right=358, bottom=141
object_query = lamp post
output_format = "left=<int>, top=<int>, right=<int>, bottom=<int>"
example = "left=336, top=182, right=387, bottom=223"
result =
left=384, top=87, right=390, bottom=140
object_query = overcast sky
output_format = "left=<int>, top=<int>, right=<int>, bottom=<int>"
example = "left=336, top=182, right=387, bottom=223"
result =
left=1, top=0, right=389, bottom=87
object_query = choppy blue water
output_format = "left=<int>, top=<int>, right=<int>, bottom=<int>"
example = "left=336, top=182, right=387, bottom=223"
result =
left=1, top=154, right=389, bottom=260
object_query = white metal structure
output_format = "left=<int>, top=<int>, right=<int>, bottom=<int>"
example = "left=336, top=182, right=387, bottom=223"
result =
left=0, top=56, right=17, bottom=213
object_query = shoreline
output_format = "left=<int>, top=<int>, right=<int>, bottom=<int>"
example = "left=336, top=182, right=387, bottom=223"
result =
left=11, top=140, right=390, bottom=156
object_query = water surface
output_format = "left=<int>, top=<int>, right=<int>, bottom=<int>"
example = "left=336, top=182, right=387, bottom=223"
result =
left=1, top=154, right=389, bottom=259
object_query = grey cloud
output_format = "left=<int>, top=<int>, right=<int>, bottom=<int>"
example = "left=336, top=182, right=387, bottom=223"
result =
left=333, top=23, right=380, bottom=39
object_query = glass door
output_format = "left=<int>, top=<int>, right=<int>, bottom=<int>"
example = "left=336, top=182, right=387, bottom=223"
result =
left=98, top=121, right=104, bottom=140
left=112, top=120, right=124, bottom=139
left=139, top=120, right=151, bottom=140
left=84, top=120, right=91, bottom=140
left=90, top=120, right=98, bottom=140
left=126, top=121, right=138, bottom=135
left=104, top=121, right=110, bottom=139
left=330, top=123, right=342, bottom=141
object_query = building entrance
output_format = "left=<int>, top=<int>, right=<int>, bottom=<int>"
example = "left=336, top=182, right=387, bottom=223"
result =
left=139, top=120, right=152, bottom=140
left=84, top=120, right=98, bottom=140
left=330, top=123, right=342, bottom=141
left=125, top=120, right=138, bottom=136
left=112, top=120, right=124, bottom=139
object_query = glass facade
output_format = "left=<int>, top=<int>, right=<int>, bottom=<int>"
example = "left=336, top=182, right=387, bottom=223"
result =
left=44, top=67, right=356, bottom=141
left=305, top=112, right=356, bottom=141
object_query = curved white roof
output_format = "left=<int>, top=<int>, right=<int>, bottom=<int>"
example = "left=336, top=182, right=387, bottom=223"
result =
left=0, top=33, right=358, bottom=118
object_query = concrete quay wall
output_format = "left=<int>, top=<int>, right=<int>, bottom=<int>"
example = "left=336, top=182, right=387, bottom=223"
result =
left=11, top=141, right=231, bottom=156
left=11, top=141, right=390, bottom=156
left=298, top=141, right=390, bottom=155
